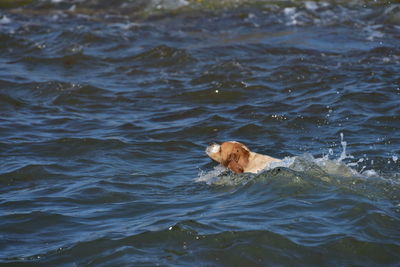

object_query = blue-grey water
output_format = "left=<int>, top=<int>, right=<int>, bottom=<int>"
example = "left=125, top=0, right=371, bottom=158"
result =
left=1, top=0, right=399, bottom=266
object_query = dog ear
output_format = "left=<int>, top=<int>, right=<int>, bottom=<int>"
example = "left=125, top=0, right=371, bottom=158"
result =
left=227, top=160, right=244, bottom=173
left=225, top=153, right=244, bottom=173
left=228, top=152, right=240, bottom=162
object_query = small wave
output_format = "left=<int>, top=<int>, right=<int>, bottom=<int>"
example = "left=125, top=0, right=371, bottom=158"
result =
left=21, top=222, right=397, bottom=266
left=176, top=87, right=246, bottom=104
left=49, top=83, right=136, bottom=111
left=130, top=45, right=196, bottom=68
left=0, top=93, right=26, bottom=108
left=0, top=163, right=69, bottom=185
left=20, top=52, right=100, bottom=70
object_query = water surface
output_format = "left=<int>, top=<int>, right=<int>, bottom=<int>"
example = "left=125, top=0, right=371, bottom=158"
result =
left=1, top=0, right=399, bottom=265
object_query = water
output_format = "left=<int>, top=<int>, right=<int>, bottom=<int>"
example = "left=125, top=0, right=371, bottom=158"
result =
left=1, top=0, right=399, bottom=265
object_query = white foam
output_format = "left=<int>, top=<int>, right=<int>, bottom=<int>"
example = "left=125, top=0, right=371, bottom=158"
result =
left=268, top=156, right=296, bottom=170
left=283, top=7, right=302, bottom=26
left=0, top=16, right=11, bottom=24
left=365, top=24, right=384, bottom=41
left=113, top=22, right=142, bottom=30
left=153, top=0, right=189, bottom=10
left=305, top=1, right=318, bottom=11
left=196, top=165, right=226, bottom=184
left=284, top=7, right=296, bottom=16
left=362, top=169, right=379, bottom=178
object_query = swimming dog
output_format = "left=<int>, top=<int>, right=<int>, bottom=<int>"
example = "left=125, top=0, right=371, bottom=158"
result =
left=206, top=141, right=281, bottom=174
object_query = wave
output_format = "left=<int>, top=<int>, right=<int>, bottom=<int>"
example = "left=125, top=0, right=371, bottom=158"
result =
left=4, top=221, right=398, bottom=265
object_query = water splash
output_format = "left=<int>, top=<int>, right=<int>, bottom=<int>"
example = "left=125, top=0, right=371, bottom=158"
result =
left=0, top=15, right=11, bottom=24
left=337, top=132, right=354, bottom=162
left=196, top=165, right=226, bottom=184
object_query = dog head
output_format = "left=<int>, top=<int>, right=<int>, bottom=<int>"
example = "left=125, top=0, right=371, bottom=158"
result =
left=206, top=141, right=250, bottom=173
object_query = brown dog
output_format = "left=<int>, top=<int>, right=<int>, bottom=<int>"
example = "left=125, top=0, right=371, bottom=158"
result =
left=206, top=141, right=281, bottom=174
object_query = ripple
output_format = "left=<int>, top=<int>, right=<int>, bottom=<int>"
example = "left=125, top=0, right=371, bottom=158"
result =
left=52, top=84, right=111, bottom=107
left=177, top=88, right=245, bottom=104
left=130, top=45, right=196, bottom=68
left=0, top=163, right=68, bottom=185
left=0, top=211, right=85, bottom=262
left=150, top=107, right=206, bottom=123
left=0, top=93, right=26, bottom=109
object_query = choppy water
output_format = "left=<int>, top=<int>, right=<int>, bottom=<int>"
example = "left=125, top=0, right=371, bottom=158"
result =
left=1, top=0, right=400, bottom=265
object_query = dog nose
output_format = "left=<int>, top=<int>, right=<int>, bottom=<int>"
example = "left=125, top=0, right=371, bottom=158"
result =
left=206, top=142, right=220, bottom=155
left=208, top=142, right=217, bottom=146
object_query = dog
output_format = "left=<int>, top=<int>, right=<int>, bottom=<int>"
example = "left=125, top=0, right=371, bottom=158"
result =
left=206, top=141, right=281, bottom=174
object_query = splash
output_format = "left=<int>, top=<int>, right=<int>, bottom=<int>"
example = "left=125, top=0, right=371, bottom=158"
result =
left=337, top=132, right=354, bottom=162
left=196, top=165, right=226, bottom=184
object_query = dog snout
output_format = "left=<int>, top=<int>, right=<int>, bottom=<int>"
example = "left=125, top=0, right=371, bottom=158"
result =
left=206, top=142, right=220, bottom=154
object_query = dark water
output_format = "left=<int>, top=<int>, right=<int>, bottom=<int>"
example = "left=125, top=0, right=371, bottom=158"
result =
left=1, top=0, right=400, bottom=265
